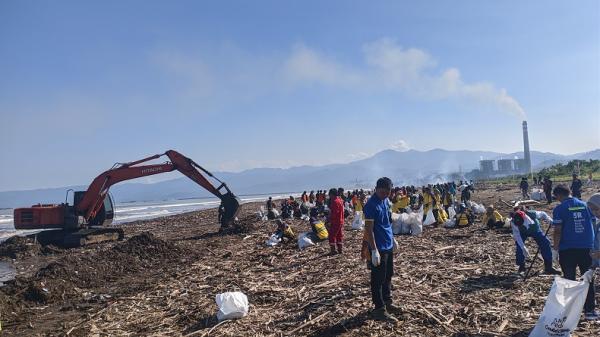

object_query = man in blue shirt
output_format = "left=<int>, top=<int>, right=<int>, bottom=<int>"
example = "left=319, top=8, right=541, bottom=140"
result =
left=363, top=177, right=399, bottom=322
left=552, top=184, right=597, bottom=320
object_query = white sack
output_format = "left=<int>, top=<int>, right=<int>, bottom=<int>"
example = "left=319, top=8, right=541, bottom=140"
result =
left=528, top=270, right=594, bottom=337
left=423, top=209, right=436, bottom=226
left=216, top=292, right=249, bottom=321
left=297, top=232, right=315, bottom=249
left=351, top=211, right=365, bottom=230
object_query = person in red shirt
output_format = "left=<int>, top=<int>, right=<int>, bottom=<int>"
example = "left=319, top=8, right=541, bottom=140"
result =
left=328, top=188, right=345, bottom=255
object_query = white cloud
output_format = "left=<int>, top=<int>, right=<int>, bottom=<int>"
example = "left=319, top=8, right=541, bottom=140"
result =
left=389, top=140, right=410, bottom=152
left=283, top=38, right=526, bottom=119
left=152, top=38, right=526, bottom=120
left=283, top=44, right=360, bottom=87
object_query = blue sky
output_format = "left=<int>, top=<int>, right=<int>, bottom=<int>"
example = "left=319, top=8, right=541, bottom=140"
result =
left=1, top=1, right=599, bottom=191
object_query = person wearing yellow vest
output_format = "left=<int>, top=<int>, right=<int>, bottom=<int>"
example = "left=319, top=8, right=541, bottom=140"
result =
left=392, top=193, right=410, bottom=213
left=454, top=203, right=474, bottom=227
left=483, top=205, right=504, bottom=229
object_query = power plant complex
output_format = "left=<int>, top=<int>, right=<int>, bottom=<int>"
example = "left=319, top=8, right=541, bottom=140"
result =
left=477, top=121, right=533, bottom=177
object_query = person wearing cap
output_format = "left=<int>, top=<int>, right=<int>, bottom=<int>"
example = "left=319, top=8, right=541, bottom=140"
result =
left=552, top=184, right=597, bottom=320
left=361, top=177, right=400, bottom=322
left=510, top=208, right=560, bottom=275
left=571, top=174, right=583, bottom=199
left=327, top=188, right=344, bottom=255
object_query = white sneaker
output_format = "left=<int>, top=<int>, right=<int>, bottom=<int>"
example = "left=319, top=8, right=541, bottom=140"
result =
left=583, top=311, right=599, bottom=321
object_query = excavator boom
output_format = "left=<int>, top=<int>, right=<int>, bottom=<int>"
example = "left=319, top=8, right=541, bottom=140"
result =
left=14, top=150, right=240, bottom=234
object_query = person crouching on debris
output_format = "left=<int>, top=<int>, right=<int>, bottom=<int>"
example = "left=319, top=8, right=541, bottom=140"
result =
left=511, top=210, right=560, bottom=275
left=552, top=185, right=598, bottom=320
left=454, top=203, right=473, bottom=227
left=310, top=208, right=329, bottom=242
left=483, top=205, right=504, bottom=229
left=274, top=219, right=295, bottom=243
left=361, top=177, right=400, bottom=322
left=328, top=188, right=345, bottom=255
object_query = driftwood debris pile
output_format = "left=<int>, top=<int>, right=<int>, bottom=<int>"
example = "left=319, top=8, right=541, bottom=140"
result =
left=1, top=186, right=599, bottom=336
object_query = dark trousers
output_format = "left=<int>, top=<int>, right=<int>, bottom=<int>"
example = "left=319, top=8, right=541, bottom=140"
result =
left=515, top=230, right=552, bottom=267
left=559, top=248, right=596, bottom=313
left=369, top=249, right=394, bottom=309
left=544, top=189, right=552, bottom=204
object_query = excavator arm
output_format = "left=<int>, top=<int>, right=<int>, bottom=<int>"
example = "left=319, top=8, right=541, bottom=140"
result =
left=77, top=150, right=240, bottom=227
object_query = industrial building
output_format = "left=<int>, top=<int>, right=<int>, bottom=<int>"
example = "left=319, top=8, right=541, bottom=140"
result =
left=475, top=120, right=533, bottom=178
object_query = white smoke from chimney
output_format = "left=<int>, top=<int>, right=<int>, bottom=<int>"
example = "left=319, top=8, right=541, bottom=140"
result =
left=286, top=38, right=528, bottom=119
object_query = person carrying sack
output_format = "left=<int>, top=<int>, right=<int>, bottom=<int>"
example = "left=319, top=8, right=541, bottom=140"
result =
left=552, top=185, right=598, bottom=320
left=361, top=177, right=400, bottom=322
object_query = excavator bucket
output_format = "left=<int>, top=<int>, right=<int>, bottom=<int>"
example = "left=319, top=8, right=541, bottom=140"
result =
left=219, top=192, right=241, bottom=227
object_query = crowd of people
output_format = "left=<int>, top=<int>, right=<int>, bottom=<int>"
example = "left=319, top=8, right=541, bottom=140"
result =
left=262, top=174, right=599, bottom=323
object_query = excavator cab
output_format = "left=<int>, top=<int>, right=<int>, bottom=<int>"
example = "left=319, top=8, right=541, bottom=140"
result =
left=73, top=191, right=114, bottom=227
left=219, top=192, right=240, bottom=227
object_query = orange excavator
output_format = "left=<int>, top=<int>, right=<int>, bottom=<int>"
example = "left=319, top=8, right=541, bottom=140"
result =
left=13, top=150, right=240, bottom=247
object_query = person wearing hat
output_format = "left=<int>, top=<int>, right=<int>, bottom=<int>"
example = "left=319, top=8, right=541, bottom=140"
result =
left=552, top=185, right=597, bottom=320
left=361, top=177, right=400, bottom=322
left=510, top=208, right=560, bottom=275
left=571, top=174, right=583, bottom=199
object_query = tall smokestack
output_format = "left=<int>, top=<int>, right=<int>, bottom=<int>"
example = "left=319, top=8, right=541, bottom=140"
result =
left=522, top=121, right=532, bottom=177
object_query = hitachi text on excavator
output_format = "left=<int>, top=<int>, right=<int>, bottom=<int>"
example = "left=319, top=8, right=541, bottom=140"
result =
left=13, top=150, right=240, bottom=247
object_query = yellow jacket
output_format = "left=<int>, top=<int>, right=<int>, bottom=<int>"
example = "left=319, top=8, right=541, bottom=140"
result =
left=483, top=211, right=504, bottom=225
left=423, top=193, right=433, bottom=211
left=392, top=196, right=409, bottom=212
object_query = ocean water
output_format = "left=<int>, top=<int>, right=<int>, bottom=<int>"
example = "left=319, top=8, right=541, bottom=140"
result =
left=0, top=193, right=299, bottom=242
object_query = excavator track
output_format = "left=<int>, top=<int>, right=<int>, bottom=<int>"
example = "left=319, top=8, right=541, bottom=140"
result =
left=35, top=228, right=125, bottom=248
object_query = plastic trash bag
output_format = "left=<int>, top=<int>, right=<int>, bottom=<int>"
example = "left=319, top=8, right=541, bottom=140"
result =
left=300, top=214, right=310, bottom=221
left=265, top=233, right=281, bottom=247
left=392, top=212, right=412, bottom=234
left=297, top=232, right=315, bottom=250
left=351, top=211, right=365, bottom=230
left=215, top=292, right=249, bottom=321
left=469, top=202, right=485, bottom=214
left=444, top=219, right=456, bottom=228
left=529, top=270, right=594, bottom=337
left=531, top=189, right=546, bottom=202
left=448, top=206, right=456, bottom=219
left=423, top=209, right=436, bottom=226
left=411, top=220, right=423, bottom=235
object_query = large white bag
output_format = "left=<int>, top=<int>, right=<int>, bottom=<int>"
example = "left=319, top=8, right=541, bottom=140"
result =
left=448, top=206, right=456, bottom=219
left=443, top=219, right=456, bottom=228
left=423, top=209, right=436, bottom=226
left=529, top=270, right=594, bottom=337
left=409, top=209, right=423, bottom=235
left=216, top=292, right=249, bottom=321
left=531, top=189, right=546, bottom=202
left=297, top=232, right=315, bottom=249
left=351, top=211, right=365, bottom=230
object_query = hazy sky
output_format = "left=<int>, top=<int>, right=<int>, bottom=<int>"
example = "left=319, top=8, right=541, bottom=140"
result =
left=1, top=1, right=599, bottom=191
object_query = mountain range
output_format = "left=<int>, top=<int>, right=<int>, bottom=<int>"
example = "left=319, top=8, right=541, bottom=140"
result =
left=1, top=148, right=598, bottom=208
